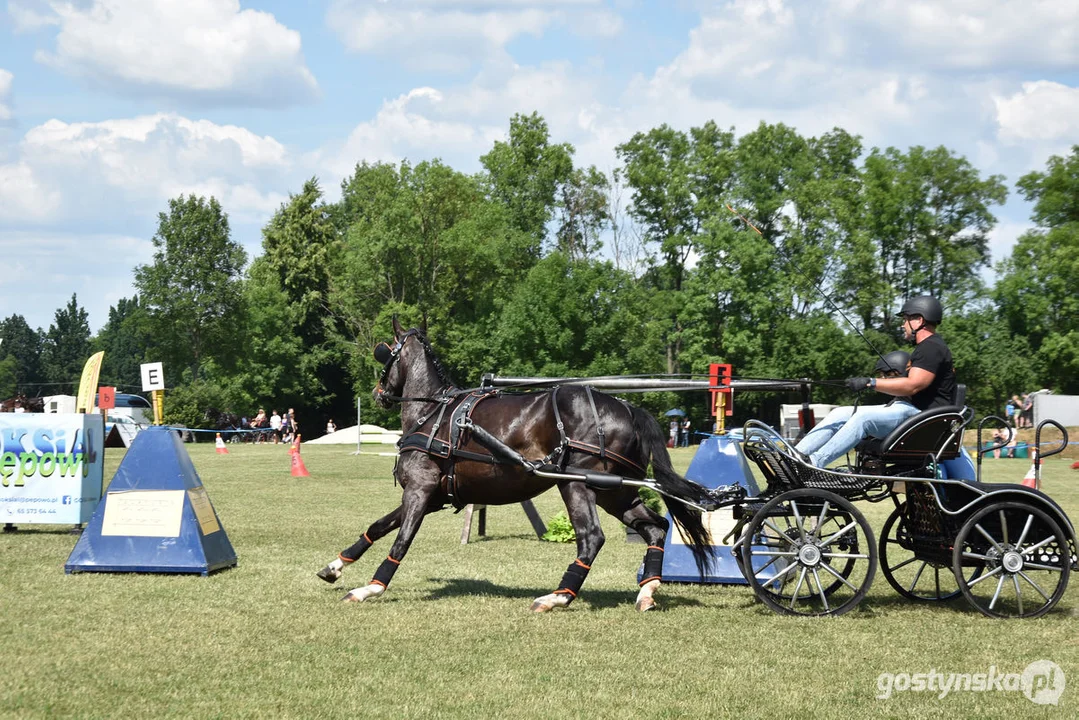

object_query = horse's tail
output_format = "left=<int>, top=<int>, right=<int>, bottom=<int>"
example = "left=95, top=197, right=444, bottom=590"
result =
left=631, top=406, right=716, bottom=577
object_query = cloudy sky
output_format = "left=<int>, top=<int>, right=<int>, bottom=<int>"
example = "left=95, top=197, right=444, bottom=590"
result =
left=1, top=0, right=1077, bottom=333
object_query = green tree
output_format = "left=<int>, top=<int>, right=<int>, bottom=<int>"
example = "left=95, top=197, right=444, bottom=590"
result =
left=493, top=253, right=657, bottom=377
left=861, top=145, right=1007, bottom=321
left=94, top=296, right=156, bottom=391
left=0, top=314, right=44, bottom=394
left=616, top=121, right=736, bottom=373
left=243, top=178, right=348, bottom=428
left=481, top=112, right=574, bottom=246
left=996, top=146, right=1079, bottom=393
left=40, top=294, right=92, bottom=390
left=0, top=354, right=16, bottom=398
left=134, top=195, right=247, bottom=383
left=331, top=159, right=534, bottom=394
left=554, top=165, right=610, bottom=260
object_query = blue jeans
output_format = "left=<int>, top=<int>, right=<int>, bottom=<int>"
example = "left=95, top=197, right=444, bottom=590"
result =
left=795, top=401, right=921, bottom=468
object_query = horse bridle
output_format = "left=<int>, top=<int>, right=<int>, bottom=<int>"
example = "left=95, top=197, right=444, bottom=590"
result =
left=373, top=330, right=450, bottom=405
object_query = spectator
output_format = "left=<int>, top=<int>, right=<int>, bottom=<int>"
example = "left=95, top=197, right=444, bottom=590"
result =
left=1007, top=395, right=1021, bottom=427
left=1020, top=393, right=1034, bottom=429
left=990, top=428, right=1011, bottom=459
left=326, top=418, right=337, bottom=435
left=669, top=420, right=678, bottom=448
left=287, top=408, right=298, bottom=440
left=281, top=411, right=293, bottom=444
left=251, top=408, right=266, bottom=429
left=681, top=418, right=691, bottom=447
left=270, top=409, right=282, bottom=444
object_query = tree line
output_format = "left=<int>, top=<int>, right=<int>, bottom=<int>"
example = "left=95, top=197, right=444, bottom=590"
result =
left=2, top=113, right=1077, bottom=435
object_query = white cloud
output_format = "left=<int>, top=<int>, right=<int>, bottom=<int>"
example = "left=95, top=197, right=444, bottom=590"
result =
left=7, top=0, right=61, bottom=32
left=321, top=87, right=503, bottom=179
left=993, top=81, right=1079, bottom=143
left=5, top=113, right=293, bottom=227
left=0, top=161, right=62, bottom=220
left=32, top=0, right=318, bottom=107
left=326, top=0, right=621, bottom=72
left=0, top=231, right=151, bottom=333
left=858, top=0, right=1079, bottom=71
left=0, top=68, right=12, bottom=123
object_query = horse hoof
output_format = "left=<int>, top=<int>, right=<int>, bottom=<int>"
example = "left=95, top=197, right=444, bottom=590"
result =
left=635, top=597, right=658, bottom=612
left=531, top=593, right=570, bottom=613
left=341, top=584, right=384, bottom=603
left=317, top=566, right=341, bottom=584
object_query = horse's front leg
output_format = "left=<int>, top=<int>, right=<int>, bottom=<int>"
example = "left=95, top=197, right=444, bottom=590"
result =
left=317, top=506, right=403, bottom=583
left=343, top=459, right=440, bottom=603
left=532, top=481, right=605, bottom=613
left=598, top=490, right=670, bottom=612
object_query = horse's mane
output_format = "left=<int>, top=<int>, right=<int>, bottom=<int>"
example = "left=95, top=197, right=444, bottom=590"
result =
left=408, top=329, right=457, bottom=389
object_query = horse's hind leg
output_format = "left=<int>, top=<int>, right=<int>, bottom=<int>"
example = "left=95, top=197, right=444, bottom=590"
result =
left=317, top=506, right=403, bottom=583
left=532, top=482, right=605, bottom=613
left=597, top=489, right=670, bottom=612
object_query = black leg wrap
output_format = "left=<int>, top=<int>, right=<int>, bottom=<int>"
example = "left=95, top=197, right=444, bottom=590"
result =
left=555, top=560, right=591, bottom=600
left=341, top=534, right=373, bottom=562
left=639, top=546, right=664, bottom=586
left=371, top=555, right=400, bottom=588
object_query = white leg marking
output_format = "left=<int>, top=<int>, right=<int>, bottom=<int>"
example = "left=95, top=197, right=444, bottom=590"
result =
left=531, top=592, right=572, bottom=613
left=328, top=558, right=345, bottom=572
left=635, top=579, right=661, bottom=612
left=343, top=583, right=386, bottom=603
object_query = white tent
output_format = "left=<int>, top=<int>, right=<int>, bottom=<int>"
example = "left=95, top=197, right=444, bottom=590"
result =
left=306, top=424, right=401, bottom=445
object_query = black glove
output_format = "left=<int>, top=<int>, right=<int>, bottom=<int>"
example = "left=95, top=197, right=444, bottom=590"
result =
left=846, top=377, right=872, bottom=392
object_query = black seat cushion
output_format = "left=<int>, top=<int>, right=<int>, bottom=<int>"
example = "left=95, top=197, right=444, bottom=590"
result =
left=878, top=405, right=965, bottom=462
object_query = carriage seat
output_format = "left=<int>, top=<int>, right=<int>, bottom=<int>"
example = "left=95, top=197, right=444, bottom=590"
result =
left=856, top=404, right=969, bottom=468
left=855, top=385, right=968, bottom=464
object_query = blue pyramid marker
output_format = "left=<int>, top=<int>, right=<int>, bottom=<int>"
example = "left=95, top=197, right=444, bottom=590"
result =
left=644, top=434, right=773, bottom=584
left=66, top=426, right=237, bottom=575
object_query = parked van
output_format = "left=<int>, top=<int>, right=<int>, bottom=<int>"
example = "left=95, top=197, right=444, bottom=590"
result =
left=96, top=392, right=153, bottom=427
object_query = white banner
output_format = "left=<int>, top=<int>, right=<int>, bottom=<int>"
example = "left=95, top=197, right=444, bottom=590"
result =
left=0, top=414, right=105, bottom=525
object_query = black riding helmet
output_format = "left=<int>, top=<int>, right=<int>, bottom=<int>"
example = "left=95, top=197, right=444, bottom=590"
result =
left=896, top=295, right=943, bottom=325
left=874, top=350, right=910, bottom=375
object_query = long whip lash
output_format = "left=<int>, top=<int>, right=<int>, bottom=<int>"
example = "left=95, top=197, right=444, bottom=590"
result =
left=725, top=204, right=889, bottom=367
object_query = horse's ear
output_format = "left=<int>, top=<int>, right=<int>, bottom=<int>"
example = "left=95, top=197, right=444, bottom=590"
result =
left=392, top=314, right=404, bottom=338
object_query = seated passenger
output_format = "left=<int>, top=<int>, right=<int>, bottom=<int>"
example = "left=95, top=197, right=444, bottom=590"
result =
left=794, top=349, right=910, bottom=460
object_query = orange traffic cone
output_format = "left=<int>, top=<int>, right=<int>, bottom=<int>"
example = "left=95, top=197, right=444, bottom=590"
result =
left=215, top=433, right=229, bottom=454
left=290, top=435, right=309, bottom=477
left=1021, top=447, right=1040, bottom=489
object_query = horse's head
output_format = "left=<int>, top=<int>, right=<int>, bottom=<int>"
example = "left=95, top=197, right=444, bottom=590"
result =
left=372, top=316, right=452, bottom=409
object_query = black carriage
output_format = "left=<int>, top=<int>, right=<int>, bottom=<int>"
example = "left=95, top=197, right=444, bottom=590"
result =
left=725, top=410, right=1074, bottom=618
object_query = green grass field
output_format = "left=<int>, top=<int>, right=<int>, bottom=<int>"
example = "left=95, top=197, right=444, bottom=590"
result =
left=3, top=441, right=1078, bottom=718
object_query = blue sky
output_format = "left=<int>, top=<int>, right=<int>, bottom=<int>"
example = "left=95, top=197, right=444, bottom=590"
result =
left=2, top=0, right=1077, bottom=333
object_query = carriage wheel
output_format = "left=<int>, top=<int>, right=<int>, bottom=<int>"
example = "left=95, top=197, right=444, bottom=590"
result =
left=880, top=504, right=974, bottom=602
left=744, top=509, right=858, bottom=595
left=741, top=489, right=876, bottom=617
left=952, top=501, right=1071, bottom=619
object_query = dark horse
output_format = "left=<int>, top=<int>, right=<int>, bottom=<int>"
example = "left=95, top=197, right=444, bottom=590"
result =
left=204, top=407, right=242, bottom=441
left=318, top=318, right=716, bottom=611
left=1, top=394, right=45, bottom=413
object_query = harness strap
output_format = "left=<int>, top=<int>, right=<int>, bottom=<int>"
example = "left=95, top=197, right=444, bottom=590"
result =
left=424, top=400, right=453, bottom=453
left=584, top=385, right=606, bottom=467
left=549, top=386, right=570, bottom=471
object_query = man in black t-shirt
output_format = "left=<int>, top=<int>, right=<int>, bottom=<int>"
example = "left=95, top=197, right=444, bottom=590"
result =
left=798, top=296, right=957, bottom=468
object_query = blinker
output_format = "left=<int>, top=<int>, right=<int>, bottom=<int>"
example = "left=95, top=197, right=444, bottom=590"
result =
left=374, top=342, right=393, bottom=365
